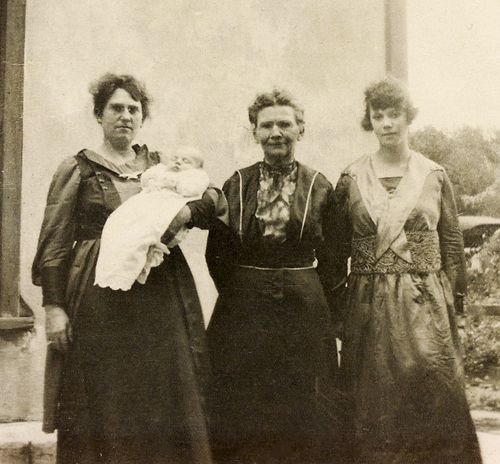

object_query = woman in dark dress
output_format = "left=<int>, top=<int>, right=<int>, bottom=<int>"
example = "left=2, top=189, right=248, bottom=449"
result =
left=206, top=89, right=345, bottom=463
left=332, top=77, right=482, bottom=463
left=32, top=73, right=221, bottom=464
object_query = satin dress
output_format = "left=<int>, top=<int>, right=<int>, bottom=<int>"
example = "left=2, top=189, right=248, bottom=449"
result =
left=332, top=151, right=482, bottom=463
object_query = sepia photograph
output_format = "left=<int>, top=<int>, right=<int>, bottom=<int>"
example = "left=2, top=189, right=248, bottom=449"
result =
left=0, top=0, right=499, bottom=462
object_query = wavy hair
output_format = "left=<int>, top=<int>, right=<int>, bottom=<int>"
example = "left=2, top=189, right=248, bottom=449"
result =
left=361, top=76, right=417, bottom=131
left=89, top=73, right=151, bottom=122
left=248, top=89, right=305, bottom=134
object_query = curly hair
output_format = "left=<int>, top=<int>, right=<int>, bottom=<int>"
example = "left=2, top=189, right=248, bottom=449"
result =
left=89, top=73, right=151, bottom=121
left=361, top=76, right=418, bottom=131
left=248, top=89, right=305, bottom=132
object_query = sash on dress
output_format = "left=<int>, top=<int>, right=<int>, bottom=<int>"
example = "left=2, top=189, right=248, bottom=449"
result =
left=349, top=151, right=443, bottom=262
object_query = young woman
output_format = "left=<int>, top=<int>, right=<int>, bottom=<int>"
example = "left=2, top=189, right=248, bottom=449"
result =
left=332, top=77, right=482, bottom=463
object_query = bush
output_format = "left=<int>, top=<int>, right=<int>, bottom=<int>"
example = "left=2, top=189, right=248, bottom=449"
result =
left=462, top=179, right=500, bottom=217
left=460, top=315, right=500, bottom=379
left=410, top=126, right=497, bottom=209
left=465, top=230, right=500, bottom=304
left=466, top=385, right=500, bottom=411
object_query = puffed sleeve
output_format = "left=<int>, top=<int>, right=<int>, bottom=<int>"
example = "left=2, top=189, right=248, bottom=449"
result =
left=32, top=157, right=81, bottom=307
left=437, top=170, right=467, bottom=313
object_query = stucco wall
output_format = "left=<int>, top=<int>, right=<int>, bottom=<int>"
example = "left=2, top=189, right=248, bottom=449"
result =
left=17, top=0, right=386, bottom=419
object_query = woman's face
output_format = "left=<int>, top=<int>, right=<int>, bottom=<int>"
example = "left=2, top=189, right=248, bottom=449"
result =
left=98, top=88, right=143, bottom=149
left=369, top=105, right=409, bottom=149
left=253, top=105, right=302, bottom=165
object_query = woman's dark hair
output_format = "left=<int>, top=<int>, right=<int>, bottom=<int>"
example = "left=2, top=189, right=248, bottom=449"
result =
left=89, top=73, right=151, bottom=121
left=361, top=76, right=418, bottom=131
left=248, top=89, right=305, bottom=133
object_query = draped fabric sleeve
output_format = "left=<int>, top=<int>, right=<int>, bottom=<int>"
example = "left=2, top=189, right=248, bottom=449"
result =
left=437, top=170, right=467, bottom=313
left=314, top=177, right=342, bottom=324
left=186, top=188, right=218, bottom=229
left=205, top=176, right=237, bottom=294
left=329, top=173, right=353, bottom=325
left=32, top=157, right=81, bottom=307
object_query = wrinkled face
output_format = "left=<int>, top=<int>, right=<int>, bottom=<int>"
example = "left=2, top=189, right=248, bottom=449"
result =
left=369, top=105, right=409, bottom=148
left=98, top=88, right=143, bottom=149
left=253, top=105, right=302, bottom=165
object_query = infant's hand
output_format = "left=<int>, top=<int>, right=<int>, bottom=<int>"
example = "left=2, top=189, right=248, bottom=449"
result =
left=149, top=243, right=170, bottom=264
left=137, top=243, right=171, bottom=284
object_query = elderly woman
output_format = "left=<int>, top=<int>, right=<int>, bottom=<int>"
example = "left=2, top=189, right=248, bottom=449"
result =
left=32, top=73, right=221, bottom=464
left=206, top=89, right=344, bottom=463
left=332, top=77, right=482, bottom=463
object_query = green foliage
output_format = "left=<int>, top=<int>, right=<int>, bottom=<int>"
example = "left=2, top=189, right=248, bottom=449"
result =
left=466, top=385, right=500, bottom=411
left=462, top=179, right=500, bottom=216
left=461, top=315, right=500, bottom=379
left=409, top=126, right=497, bottom=206
left=409, top=126, right=451, bottom=164
left=488, top=130, right=500, bottom=164
left=466, top=230, right=500, bottom=303
left=461, top=230, right=500, bottom=409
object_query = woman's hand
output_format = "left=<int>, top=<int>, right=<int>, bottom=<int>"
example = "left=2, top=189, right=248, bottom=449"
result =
left=45, top=305, right=73, bottom=352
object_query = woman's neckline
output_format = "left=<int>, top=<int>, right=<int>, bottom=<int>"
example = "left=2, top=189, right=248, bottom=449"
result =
left=368, top=152, right=413, bottom=199
left=370, top=151, right=411, bottom=179
left=83, top=146, right=149, bottom=176
left=95, top=142, right=137, bottom=165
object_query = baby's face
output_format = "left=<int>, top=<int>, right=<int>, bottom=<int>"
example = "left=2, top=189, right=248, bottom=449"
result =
left=168, top=154, right=198, bottom=172
left=163, top=149, right=203, bottom=172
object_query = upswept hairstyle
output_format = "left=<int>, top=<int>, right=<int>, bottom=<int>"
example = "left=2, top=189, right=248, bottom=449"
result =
left=248, top=89, right=305, bottom=133
left=361, top=76, right=418, bottom=131
left=89, top=73, right=151, bottom=122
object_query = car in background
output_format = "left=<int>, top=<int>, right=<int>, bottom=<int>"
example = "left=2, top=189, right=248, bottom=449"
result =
left=458, top=215, right=500, bottom=250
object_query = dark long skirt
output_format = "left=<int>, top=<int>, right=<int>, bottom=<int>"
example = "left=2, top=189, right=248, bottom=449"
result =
left=55, top=248, right=212, bottom=464
left=207, top=266, right=346, bottom=464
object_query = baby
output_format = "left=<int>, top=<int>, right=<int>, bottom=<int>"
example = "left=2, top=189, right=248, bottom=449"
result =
left=94, top=146, right=210, bottom=291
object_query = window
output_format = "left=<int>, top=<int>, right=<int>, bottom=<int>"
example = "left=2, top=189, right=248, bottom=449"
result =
left=0, top=0, right=33, bottom=330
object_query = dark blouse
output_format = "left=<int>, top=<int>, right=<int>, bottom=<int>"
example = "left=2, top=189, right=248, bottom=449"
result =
left=32, top=145, right=216, bottom=307
left=206, top=160, right=339, bottom=318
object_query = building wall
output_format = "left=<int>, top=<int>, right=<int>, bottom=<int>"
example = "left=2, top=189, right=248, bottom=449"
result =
left=18, top=0, right=386, bottom=420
